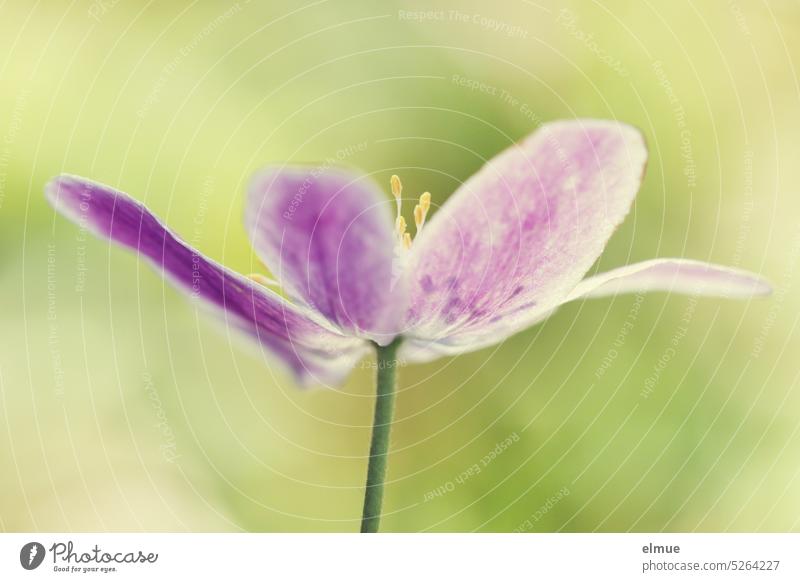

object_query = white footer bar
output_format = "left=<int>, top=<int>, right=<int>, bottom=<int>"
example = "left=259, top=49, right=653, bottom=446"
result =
left=1, top=533, right=797, bottom=581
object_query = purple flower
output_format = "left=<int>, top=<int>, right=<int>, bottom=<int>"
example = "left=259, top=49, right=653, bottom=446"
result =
left=46, top=120, right=770, bottom=386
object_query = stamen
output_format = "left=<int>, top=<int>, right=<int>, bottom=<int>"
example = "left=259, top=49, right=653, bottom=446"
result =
left=413, top=204, right=423, bottom=228
left=420, top=191, right=431, bottom=212
left=395, top=215, right=407, bottom=236
left=390, top=174, right=402, bottom=199
left=414, top=192, right=431, bottom=232
left=390, top=175, right=434, bottom=251
left=390, top=174, right=402, bottom=216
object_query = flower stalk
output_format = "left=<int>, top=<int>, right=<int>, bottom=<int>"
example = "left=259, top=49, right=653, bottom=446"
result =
left=360, top=337, right=402, bottom=533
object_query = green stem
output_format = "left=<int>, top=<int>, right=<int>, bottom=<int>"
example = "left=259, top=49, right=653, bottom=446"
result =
left=360, top=337, right=402, bottom=533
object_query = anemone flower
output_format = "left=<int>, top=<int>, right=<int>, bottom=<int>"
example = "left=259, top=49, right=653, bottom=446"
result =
left=46, top=119, right=770, bottom=532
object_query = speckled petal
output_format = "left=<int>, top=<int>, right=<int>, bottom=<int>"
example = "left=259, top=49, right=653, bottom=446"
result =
left=403, top=119, right=647, bottom=344
left=246, top=166, right=401, bottom=344
left=398, top=307, right=558, bottom=364
left=399, top=259, right=771, bottom=364
left=46, top=175, right=367, bottom=386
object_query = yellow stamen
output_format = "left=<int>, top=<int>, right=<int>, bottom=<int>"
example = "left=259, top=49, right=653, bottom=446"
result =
left=414, top=192, right=431, bottom=231
left=390, top=174, right=403, bottom=218
left=413, top=204, right=423, bottom=228
left=390, top=176, right=434, bottom=250
left=420, top=191, right=431, bottom=212
left=390, top=175, right=402, bottom=199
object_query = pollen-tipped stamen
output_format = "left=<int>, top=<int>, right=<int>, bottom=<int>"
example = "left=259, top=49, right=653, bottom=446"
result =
left=420, top=191, right=431, bottom=212
left=390, top=174, right=402, bottom=217
left=391, top=176, right=433, bottom=250
left=414, top=191, right=431, bottom=234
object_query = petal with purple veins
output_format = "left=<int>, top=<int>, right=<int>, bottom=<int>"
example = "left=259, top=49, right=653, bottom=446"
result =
left=398, top=258, right=771, bottom=363
left=404, top=119, right=648, bottom=342
left=398, top=307, right=558, bottom=364
left=246, top=166, right=402, bottom=344
left=46, top=175, right=367, bottom=386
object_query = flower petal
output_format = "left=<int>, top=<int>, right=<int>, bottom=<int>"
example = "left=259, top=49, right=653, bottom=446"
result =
left=565, top=258, right=772, bottom=300
left=404, top=119, right=647, bottom=341
left=46, top=175, right=367, bottom=386
left=398, top=259, right=770, bottom=364
left=246, top=166, right=401, bottom=344
left=398, top=308, right=559, bottom=364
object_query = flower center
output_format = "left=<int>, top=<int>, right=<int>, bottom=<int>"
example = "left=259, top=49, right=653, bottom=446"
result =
left=390, top=174, right=431, bottom=250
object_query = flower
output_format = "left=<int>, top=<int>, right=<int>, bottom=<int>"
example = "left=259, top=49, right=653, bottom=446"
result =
left=46, top=120, right=770, bottom=386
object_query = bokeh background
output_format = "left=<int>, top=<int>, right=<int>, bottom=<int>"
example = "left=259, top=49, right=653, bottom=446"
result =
left=1, top=0, right=799, bottom=532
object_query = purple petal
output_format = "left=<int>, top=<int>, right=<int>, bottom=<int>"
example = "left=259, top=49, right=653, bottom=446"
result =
left=565, top=259, right=772, bottom=300
left=398, top=259, right=771, bottom=363
left=404, top=119, right=647, bottom=342
left=246, top=166, right=401, bottom=344
left=46, top=175, right=367, bottom=386
left=398, top=308, right=558, bottom=364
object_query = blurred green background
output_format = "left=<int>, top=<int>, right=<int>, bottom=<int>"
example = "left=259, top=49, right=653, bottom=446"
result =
left=1, top=0, right=798, bottom=532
